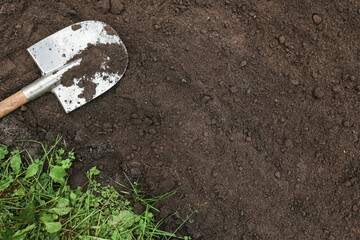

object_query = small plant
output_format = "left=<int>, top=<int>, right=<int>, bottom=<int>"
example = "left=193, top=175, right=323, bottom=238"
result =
left=0, top=137, right=191, bottom=239
left=181, top=78, right=187, bottom=84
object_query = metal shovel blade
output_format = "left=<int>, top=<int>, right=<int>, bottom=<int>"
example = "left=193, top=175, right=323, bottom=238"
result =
left=25, top=20, right=128, bottom=113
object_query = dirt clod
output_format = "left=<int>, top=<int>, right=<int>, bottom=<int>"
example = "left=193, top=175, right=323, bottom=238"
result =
left=95, top=0, right=110, bottom=13
left=71, top=24, right=81, bottom=31
left=313, top=87, right=324, bottom=99
left=110, top=0, right=124, bottom=14
left=60, top=43, right=127, bottom=102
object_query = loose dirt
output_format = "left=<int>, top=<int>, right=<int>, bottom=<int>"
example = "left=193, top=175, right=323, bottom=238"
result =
left=1, top=0, right=360, bottom=239
left=61, top=42, right=127, bottom=101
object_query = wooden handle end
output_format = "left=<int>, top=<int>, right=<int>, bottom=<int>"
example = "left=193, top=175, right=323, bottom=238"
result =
left=0, top=90, right=29, bottom=119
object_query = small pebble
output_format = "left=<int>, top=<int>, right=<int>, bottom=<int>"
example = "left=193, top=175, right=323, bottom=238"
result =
left=148, top=128, right=157, bottom=135
left=240, top=60, right=247, bottom=67
left=278, top=36, right=285, bottom=44
left=68, top=9, right=77, bottom=15
left=345, top=181, right=351, bottom=187
left=245, top=136, right=251, bottom=142
left=230, top=86, right=238, bottom=94
left=201, top=95, right=211, bottom=104
left=332, top=85, right=341, bottom=94
left=204, top=132, right=209, bottom=137
left=285, top=139, right=294, bottom=149
left=15, top=24, right=21, bottom=29
left=291, top=78, right=299, bottom=86
left=312, top=14, right=322, bottom=24
left=249, top=12, right=256, bottom=18
left=312, top=72, right=319, bottom=79
left=353, top=205, right=358, bottom=212
left=20, top=106, right=27, bottom=111
left=313, top=87, right=324, bottom=99
left=275, top=171, right=281, bottom=178
left=343, top=121, right=351, bottom=127
left=154, top=24, right=161, bottom=30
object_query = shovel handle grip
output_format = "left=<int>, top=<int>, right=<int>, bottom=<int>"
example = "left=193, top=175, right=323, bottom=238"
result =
left=0, top=90, right=29, bottom=119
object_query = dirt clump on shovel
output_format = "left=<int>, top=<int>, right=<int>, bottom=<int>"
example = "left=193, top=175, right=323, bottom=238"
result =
left=60, top=43, right=127, bottom=101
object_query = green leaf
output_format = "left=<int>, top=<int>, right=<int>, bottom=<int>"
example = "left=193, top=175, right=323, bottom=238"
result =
left=70, top=191, right=78, bottom=201
left=39, top=213, right=57, bottom=223
left=111, top=231, right=121, bottom=240
left=11, top=224, right=36, bottom=240
left=25, top=161, right=40, bottom=179
left=0, top=144, right=8, bottom=160
left=17, top=203, right=36, bottom=224
left=0, top=176, right=13, bottom=191
left=49, top=166, right=67, bottom=184
left=14, top=187, right=26, bottom=196
left=87, top=166, right=100, bottom=178
left=56, top=198, right=69, bottom=208
left=10, top=151, right=22, bottom=173
left=55, top=149, right=74, bottom=170
left=44, top=222, right=62, bottom=233
left=44, top=232, right=61, bottom=240
left=1, top=226, right=14, bottom=239
left=49, top=207, right=72, bottom=216
left=108, top=210, right=140, bottom=228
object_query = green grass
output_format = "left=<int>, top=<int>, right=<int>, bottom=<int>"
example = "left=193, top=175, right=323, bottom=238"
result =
left=0, top=137, right=191, bottom=240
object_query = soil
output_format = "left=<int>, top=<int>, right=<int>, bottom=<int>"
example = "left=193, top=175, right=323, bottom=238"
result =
left=60, top=42, right=128, bottom=101
left=1, top=0, right=360, bottom=239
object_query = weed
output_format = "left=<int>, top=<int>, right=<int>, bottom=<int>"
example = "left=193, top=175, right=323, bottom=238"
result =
left=0, top=137, right=191, bottom=239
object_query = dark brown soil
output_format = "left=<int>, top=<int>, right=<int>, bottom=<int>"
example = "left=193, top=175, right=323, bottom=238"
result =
left=60, top=42, right=127, bottom=101
left=1, top=0, right=360, bottom=239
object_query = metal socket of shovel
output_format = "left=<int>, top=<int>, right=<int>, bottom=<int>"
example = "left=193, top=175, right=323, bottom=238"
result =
left=0, top=20, right=128, bottom=118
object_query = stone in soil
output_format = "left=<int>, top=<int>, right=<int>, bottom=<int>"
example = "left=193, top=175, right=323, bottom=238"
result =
left=278, top=36, right=285, bottom=44
left=312, top=14, right=322, bottom=24
left=313, top=87, right=324, bottom=99
left=230, top=86, right=239, bottom=93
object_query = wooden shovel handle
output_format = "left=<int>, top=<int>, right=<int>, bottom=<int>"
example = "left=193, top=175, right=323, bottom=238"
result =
left=0, top=90, right=29, bottom=119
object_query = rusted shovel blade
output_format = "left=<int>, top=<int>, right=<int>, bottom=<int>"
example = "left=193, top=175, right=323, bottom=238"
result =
left=25, top=20, right=128, bottom=113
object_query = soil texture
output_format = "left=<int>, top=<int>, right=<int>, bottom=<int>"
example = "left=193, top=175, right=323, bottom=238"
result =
left=1, top=0, right=360, bottom=239
left=61, top=42, right=128, bottom=101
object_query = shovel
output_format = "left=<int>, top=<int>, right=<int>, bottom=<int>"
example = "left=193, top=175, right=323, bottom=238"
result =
left=0, top=20, right=128, bottom=119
